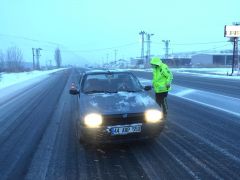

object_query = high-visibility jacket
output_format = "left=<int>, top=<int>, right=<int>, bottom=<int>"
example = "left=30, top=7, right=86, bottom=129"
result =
left=152, top=63, right=173, bottom=93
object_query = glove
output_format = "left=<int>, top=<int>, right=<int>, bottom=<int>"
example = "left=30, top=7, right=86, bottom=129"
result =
left=166, top=84, right=170, bottom=89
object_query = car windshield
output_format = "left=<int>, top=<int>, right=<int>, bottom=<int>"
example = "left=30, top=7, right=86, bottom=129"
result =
left=82, top=73, right=142, bottom=93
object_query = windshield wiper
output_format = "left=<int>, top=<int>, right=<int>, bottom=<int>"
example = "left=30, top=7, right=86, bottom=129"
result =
left=105, top=90, right=118, bottom=93
left=85, top=90, right=118, bottom=94
left=84, top=90, right=105, bottom=94
left=119, top=89, right=140, bottom=92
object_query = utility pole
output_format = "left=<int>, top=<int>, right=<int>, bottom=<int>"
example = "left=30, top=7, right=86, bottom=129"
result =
left=225, top=22, right=240, bottom=75
left=146, top=33, right=154, bottom=67
left=102, top=57, right=104, bottom=67
left=162, top=40, right=170, bottom=59
left=114, top=49, right=118, bottom=65
left=139, top=31, right=146, bottom=64
left=32, top=48, right=35, bottom=70
left=233, top=22, right=240, bottom=75
left=232, top=37, right=239, bottom=75
left=35, top=48, right=42, bottom=70
left=106, top=53, right=109, bottom=66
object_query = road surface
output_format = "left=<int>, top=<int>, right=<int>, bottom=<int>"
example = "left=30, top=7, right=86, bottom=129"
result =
left=0, top=68, right=240, bottom=180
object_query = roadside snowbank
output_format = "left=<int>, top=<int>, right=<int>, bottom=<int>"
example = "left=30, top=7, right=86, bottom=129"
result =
left=0, top=68, right=67, bottom=90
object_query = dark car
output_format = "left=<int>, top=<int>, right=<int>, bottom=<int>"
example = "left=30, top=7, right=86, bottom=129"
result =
left=69, top=70, right=166, bottom=144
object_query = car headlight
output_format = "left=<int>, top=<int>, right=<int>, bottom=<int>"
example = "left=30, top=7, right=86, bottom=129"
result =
left=145, top=109, right=163, bottom=123
left=84, top=113, right=103, bottom=128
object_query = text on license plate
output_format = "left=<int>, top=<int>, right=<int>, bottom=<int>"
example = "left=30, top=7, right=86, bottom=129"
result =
left=108, top=124, right=142, bottom=136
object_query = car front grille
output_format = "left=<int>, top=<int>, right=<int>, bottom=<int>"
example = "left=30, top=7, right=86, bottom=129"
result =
left=102, top=113, right=145, bottom=126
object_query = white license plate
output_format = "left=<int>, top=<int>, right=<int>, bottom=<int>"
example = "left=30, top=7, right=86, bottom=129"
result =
left=108, top=124, right=142, bottom=136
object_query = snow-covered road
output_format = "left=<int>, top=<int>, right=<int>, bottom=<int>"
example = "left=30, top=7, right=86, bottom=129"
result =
left=0, top=68, right=240, bottom=179
left=139, top=78, right=240, bottom=117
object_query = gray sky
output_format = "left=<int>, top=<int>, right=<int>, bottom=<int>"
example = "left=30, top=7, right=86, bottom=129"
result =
left=0, top=0, right=239, bottom=66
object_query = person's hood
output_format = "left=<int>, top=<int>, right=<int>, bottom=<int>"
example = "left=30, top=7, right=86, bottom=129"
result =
left=150, top=57, right=162, bottom=66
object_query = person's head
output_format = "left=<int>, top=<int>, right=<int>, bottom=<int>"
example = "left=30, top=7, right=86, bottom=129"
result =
left=150, top=57, right=162, bottom=68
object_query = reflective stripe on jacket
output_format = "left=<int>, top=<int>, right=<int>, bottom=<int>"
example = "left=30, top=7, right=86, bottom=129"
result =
left=152, top=64, right=173, bottom=93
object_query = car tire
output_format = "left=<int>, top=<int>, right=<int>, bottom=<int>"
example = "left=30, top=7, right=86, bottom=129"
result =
left=147, top=135, right=159, bottom=143
left=76, top=125, right=85, bottom=144
left=79, top=135, right=85, bottom=144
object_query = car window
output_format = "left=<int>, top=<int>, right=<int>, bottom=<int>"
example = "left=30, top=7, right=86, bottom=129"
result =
left=82, top=73, right=142, bottom=93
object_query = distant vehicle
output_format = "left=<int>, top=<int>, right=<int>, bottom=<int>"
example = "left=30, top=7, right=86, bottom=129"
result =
left=69, top=70, right=166, bottom=144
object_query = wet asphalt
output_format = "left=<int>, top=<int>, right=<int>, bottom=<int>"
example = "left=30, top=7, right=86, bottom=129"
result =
left=0, top=68, right=240, bottom=180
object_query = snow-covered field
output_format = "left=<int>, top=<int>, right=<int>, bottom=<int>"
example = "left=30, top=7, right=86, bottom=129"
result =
left=0, top=68, right=67, bottom=90
left=0, top=68, right=67, bottom=102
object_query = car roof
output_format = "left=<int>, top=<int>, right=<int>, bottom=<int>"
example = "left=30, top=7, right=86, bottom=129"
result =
left=84, top=69, right=130, bottom=75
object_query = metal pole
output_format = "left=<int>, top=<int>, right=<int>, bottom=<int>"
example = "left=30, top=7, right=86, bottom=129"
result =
left=142, top=34, right=145, bottom=61
left=146, top=33, right=154, bottom=66
left=32, top=48, right=35, bottom=70
left=139, top=31, right=145, bottom=65
left=235, top=37, right=239, bottom=72
left=114, top=49, right=117, bottom=64
left=162, top=40, right=170, bottom=59
left=147, top=34, right=150, bottom=66
left=36, top=48, right=42, bottom=70
left=166, top=40, right=170, bottom=59
left=106, top=53, right=109, bottom=66
left=231, top=37, right=237, bottom=75
left=36, top=49, right=39, bottom=70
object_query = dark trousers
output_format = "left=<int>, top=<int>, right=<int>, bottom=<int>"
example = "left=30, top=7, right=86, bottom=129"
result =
left=155, top=92, right=168, bottom=115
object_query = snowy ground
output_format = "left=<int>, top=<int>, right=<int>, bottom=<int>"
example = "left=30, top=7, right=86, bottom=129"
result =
left=1, top=68, right=239, bottom=117
left=129, top=68, right=240, bottom=79
left=171, top=68, right=240, bottom=79
left=0, top=68, right=67, bottom=90
left=0, top=68, right=67, bottom=102
left=1, top=68, right=239, bottom=91
left=139, top=78, right=240, bottom=117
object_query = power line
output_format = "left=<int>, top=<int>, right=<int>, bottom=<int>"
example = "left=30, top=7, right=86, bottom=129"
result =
left=0, top=33, right=62, bottom=46
left=0, top=34, right=138, bottom=53
left=152, top=41, right=227, bottom=46
left=192, top=44, right=230, bottom=53
left=173, top=44, right=230, bottom=55
left=172, top=41, right=228, bottom=46
left=67, top=42, right=138, bottom=53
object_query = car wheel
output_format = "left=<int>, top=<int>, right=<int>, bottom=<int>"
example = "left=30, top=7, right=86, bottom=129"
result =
left=79, top=135, right=85, bottom=144
left=76, top=124, right=84, bottom=143
left=147, top=135, right=159, bottom=143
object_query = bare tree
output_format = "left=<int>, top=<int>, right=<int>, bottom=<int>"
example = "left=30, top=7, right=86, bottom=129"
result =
left=5, top=46, right=23, bottom=72
left=0, top=50, right=4, bottom=72
left=54, top=48, right=62, bottom=68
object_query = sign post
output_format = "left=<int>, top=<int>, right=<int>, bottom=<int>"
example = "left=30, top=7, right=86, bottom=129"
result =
left=224, top=25, right=240, bottom=75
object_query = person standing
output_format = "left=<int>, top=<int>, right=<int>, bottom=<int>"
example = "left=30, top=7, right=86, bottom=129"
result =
left=150, top=57, right=173, bottom=117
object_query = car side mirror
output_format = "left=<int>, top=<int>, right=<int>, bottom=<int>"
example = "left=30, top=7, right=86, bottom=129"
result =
left=69, top=83, right=79, bottom=95
left=144, top=85, right=152, bottom=91
left=69, top=89, right=79, bottom=95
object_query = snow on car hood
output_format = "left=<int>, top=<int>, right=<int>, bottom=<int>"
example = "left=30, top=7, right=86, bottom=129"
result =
left=80, top=91, right=159, bottom=115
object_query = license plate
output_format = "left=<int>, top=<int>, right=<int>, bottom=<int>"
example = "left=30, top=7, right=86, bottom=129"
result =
left=107, top=124, right=142, bottom=136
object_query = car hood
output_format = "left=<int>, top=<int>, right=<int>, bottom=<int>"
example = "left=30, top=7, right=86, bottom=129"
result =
left=80, top=91, right=160, bottom=115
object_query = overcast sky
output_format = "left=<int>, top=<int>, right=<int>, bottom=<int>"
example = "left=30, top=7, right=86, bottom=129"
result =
left=0, top=0, right=239, bottom=66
